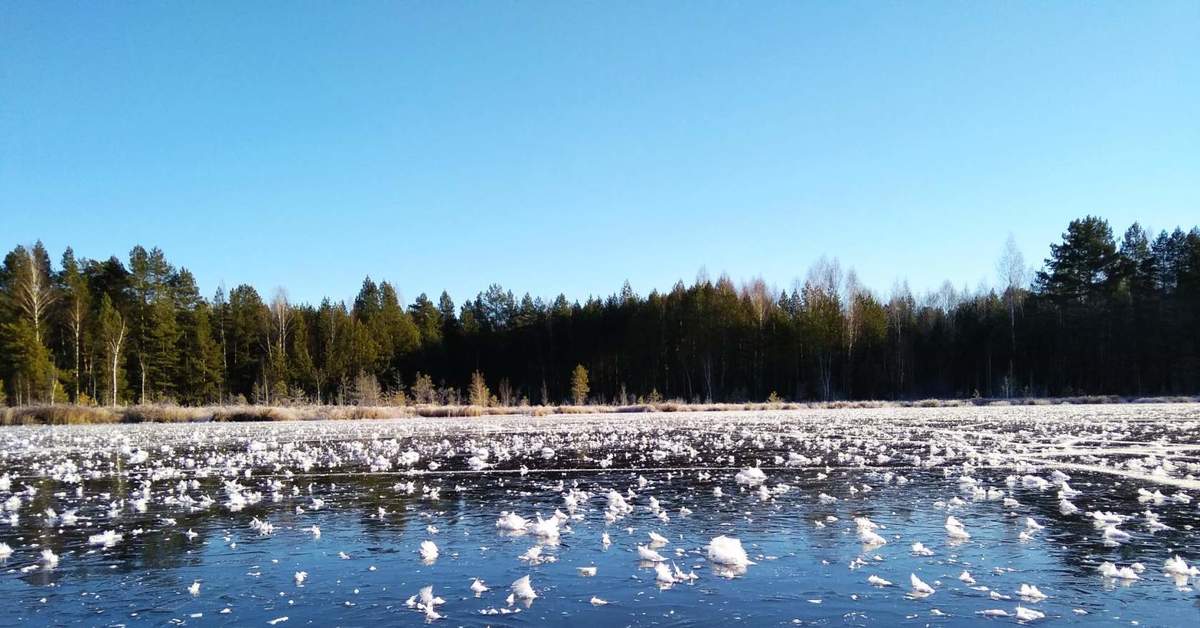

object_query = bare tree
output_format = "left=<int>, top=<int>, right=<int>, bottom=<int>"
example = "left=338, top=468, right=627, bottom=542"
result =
left=8, top=244, right=58, bottom=401
left=270, top=288, right=292, bottom=361
left=997, top=234, right=1027, bottom=396
left=108, top=328, right=126, bottom=406
left=998, top=234, right=1028, bottom=294
left=351, top=370, right=380, bottom=406
left=805, top=256, right=843, bottom=400
left=63, top=281, right=88, bottom=401
left=933, top=280, right=959, bottom=313
left=806, top=255, right=843, bottom=297
left=411, top=372, right=435, bottom=404
left=263, top=287, right=293, bottom=405
left=497, top=377, right=514, bottom=407
left=99, top=296, right=128, bottom=407
left=743, top=277, right=772, bottom=327
left=12, top=245, right=57, bottom=347
left=741, top=277, right=773, bottom=398
left=887, top=280, right=914, bottom=398
left=842, top=269, right=864, bottom=398
left=213, top=285, right=229, bottom=403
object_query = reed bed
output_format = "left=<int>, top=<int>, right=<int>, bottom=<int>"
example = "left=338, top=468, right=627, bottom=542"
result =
left=2, top=394, right=1195, bottom=425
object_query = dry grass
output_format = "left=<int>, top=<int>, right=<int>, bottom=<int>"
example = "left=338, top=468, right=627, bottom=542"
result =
left=1132, top=395, right=1200, bottom=404
left=3, top=394, right=1197, bottom=425
left=0, top=403, right=413, bottom=425
left=124, top=405, right=209, bottom=423
left=1, top=405, right=120, bottom=425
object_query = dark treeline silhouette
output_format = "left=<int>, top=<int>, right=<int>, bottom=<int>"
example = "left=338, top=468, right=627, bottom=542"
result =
left=2, top=216, right=1198, bottom=408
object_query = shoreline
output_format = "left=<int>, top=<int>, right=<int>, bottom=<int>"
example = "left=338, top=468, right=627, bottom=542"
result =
left=3, top=394, right=1199, bottom=425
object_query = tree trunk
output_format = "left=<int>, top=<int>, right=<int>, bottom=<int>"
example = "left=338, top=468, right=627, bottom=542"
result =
left=112, top=353, right=119, bottom=407
left=74, top=324, right=81, bottom=401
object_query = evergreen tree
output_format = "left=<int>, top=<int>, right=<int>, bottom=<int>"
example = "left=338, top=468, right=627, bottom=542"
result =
left=1035, top=216, right=1118, bottom=304
left=1, top=219, right=1198, bottom=409
left=288, top=308, right=317, bottom=401
left=226, top=284, right=268, bottom=402
left=128, top=246, right=179, bottom=402
left=375, top=281, right=419, bottom=385
left=409, top=293, right=443, bottom=347
left=169, top=269, right=222, bottom=405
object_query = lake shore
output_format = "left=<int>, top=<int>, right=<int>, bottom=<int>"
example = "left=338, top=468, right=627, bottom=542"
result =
left=3, top=394, right=1199, bottom=425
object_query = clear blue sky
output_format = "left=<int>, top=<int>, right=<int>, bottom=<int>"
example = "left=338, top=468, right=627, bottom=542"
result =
left=2, top=2, right=1197, bottom=306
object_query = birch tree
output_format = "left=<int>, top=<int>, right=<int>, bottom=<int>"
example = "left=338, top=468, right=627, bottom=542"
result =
left=60, top=248, right=90, bottom=401
left=804, top=257, right=843, bottom=400
left=98, top=294, right=127, bottom=406
left=842, top=269, right=864, bottom=398
left=2, top=243, right=58, bottom=402
left=996, top=234, right=1027, bottom=396
left=268, top=287, right=293, bottom=397
left=12, top=243, right=57, bottom=346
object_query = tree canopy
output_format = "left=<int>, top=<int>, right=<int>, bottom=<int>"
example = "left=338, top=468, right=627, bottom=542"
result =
left=2, top=216, right=1198, bottom=407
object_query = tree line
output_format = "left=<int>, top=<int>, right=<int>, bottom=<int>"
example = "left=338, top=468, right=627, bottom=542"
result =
left=2, top=215, right=1198, bottom=408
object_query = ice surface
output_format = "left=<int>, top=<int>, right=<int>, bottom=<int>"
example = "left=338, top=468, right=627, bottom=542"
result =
left=1, top=403, right=1199, bottom=624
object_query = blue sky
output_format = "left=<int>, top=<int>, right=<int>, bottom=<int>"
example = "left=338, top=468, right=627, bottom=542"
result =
left=2, top=2, right=1197, bottom=306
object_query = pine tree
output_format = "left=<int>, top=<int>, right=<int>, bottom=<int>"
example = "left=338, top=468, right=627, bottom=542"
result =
left=1, top=218, right=1198, bottom=409
left=177, top=300, right=223, bottom=404
left=437, top=291, right=458, bottom=335
left=288, top=310, right=317, bottom=402
left=409, top=293, right=443, bottom=346
left=128, top=246, right=179, bottom=402
left=376, top=281, right=419, bottom=385
left=1035, top=216, right=1118, bottom=304
left=226, top=284, right=268, bottom=402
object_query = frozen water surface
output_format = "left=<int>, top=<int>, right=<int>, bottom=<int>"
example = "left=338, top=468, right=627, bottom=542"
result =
left=1, top=404, right=1199, bottom=626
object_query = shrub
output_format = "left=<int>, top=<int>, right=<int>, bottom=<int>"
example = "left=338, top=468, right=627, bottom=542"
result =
left=468, top=371, right=490, bottom=407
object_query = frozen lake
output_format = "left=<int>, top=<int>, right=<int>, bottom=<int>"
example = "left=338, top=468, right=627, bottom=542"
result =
left=1, top=404, right=1199, bottom=626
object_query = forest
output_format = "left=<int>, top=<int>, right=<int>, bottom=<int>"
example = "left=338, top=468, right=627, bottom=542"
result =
left=2, top=216, right=1199, bottom=409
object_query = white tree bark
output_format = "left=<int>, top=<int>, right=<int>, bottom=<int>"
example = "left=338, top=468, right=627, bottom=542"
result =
left=108, top=318, right=127, bottom=407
